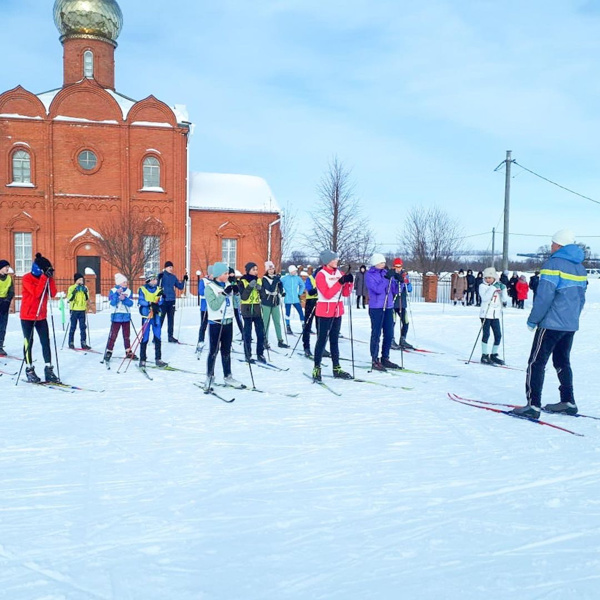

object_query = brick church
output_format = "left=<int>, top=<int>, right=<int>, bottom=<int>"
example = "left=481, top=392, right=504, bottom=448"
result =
left=0, top=0, right=281, bottom=294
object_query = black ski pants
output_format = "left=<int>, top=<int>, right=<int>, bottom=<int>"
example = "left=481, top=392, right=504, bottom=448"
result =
left=394, top=307, right=409, bottom=340
left=302, top=298, right=317, bottom=351
left=197, top=310, right=208, bottom=343
left=160, top=300, right=176, bottom=339
left=243, top=315, right=265, bottom=359
left=207, top=321, right=232, bottom=378
left=314, top=316, right=341, bottom=368
left=481, top=318, right=501, bottom=346
left=526, top=328, right=575, bottom=408
left=0, top=300, right=9, bottom=348
left=21, top=319, right=52, bottom=365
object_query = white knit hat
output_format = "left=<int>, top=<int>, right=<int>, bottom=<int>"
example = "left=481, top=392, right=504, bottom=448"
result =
left=288, top=265, right=298, bottom=273
left=264, top=260, right=275, bottom=270
left=552, top=229, right=575, bottom=247
left=482, top=267, right=497, bottom=280
left=114, top=273, right=127, bottom=285
left=370, top=253, right=386, bottom=266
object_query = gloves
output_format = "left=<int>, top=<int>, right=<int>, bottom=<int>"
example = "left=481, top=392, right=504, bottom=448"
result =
left=249, top=280, right=257, bottom=288
left=401, top=270, right=409, bottom=283
left=224, top=284, right=239, bottom=295
left=150, top=302, right=160, bottom=315
left=384, top=269, right=394, bottom=280
left=339, top=273, right=354, bottom=284
left=183, top=274, right=189, bottom=283
left=502, top=302, right=507, bottom=308
left=45, top=267, right=54, bottom=277
left=527, top=322, right=536, bottom=332
left=156, top=289, right=164, bottom=298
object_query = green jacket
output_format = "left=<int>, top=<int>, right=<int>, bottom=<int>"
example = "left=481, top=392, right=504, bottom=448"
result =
left=67, top=284, right=89, bottom=312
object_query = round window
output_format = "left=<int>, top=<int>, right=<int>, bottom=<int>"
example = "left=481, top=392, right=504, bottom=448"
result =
left=78, top=150, right=97, bottom=171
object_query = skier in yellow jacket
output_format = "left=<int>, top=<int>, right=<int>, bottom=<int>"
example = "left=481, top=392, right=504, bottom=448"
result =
left=67, top=272, right=91, bottom=350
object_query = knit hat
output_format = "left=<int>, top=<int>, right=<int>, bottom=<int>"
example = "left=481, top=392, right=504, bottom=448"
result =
left=0, top=260, right=9, bottom=270
left=74, top=272, right=84, bottom=282
left=145, top=272, right=158, bottom=283
left=235, top=269, right=242, bottom=277
left=114, top=273, right=127, bottom=285
left=245, top=262, right=257, bottom=273
left=319, top=249, right=338, bottom=265
left=552, top=228, right=575, bottom=247
left=164, top=260, right=174, bottom=268
left=33, top=253, right=52, bottom=272
left=212, top=262, right=229, bottom=278
left=393, top=258, right=403, bottom=268
left=207, top=264, right=214, bottom=277
left=483, top=267, right=497, bottom=279
left=300, top=271, right=309, bottom=277
left=519, top=274, right=526, bottom=281
left=264, top=260, right=275, bottom=270
left=288, top=265, right=298, bottom=274
left=370, top=253, right=386, bottom=266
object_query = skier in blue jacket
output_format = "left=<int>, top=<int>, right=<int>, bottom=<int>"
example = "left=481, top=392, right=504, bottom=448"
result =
left=158, top=261, right=188, bottom=343
left=511, top=229, right=587, bottom=419
left=281, top=265, right=305, bottom=334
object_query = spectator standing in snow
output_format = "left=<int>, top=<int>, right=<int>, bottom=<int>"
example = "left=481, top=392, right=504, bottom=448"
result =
left=509, top=272, right=519, bottom=308
left=529, top=271, right=540, bottom=299
left=511, top=229, right=587, bottom=419
left=0, top=259, right=14, bottom=356
left=474, top=271, right=484, bottom=306
left=515, top=275, right=529, bottom=309
left=158, top=261, right=188, bottom=343
left=451, top=269, right=468, bottom=305
left=466, top=269, right=476, bottom=305
left=354, top=265, right=368, bottom=308
left=478, top=267, right=508, bottom=365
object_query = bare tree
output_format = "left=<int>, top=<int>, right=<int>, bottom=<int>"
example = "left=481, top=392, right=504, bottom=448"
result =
left=309, top=157, right=374, bottom=264
left=281, top=201, right=299, bottom=263
left=96, top=212, right=163, bottom=282
left=399, top=206, right=463, bottom=275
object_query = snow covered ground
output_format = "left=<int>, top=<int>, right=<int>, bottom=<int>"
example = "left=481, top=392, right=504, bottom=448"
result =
left=2, top=283, right=600, bottom=600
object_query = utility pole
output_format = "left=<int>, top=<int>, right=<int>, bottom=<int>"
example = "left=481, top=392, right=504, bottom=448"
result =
left=502, top=150, right=512, bottom=272
left=491, top=227, right=496, bottom=268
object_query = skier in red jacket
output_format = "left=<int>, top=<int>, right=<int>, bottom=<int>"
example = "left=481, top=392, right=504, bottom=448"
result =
left=20, top=253, right=58, bottom=383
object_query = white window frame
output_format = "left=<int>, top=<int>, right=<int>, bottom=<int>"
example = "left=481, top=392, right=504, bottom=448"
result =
left=142, top=156, right=161, bottom=190
left=143, top=235, right=160, bottom=276
left=12, top=150, right=31, bottom=184
left=222, top=238, right=237, bottom=269
left=14, top=232, right=32, bottom=275
left=83, top=50, right=94, bottom=78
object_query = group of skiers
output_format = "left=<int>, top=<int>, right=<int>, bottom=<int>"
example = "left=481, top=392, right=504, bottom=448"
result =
left=0, top=228, right=588, bottom=419
left=451, top=268, right=539, bottom=308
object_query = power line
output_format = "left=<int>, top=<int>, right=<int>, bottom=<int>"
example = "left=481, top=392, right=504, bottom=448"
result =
left=512, top=161, right=600, bottom=206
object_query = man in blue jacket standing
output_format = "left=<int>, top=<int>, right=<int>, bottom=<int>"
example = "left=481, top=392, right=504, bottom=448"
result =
left=158, top=261, right=188, bottom=343
left=511, top=229, right=587, bottom=419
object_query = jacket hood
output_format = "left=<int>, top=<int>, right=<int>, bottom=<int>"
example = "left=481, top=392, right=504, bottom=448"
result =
left=553, top=244, right=585, bottom=264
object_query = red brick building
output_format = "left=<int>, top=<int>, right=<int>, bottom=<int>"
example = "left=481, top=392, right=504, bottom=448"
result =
left=0, top=0, right=281, bottom=296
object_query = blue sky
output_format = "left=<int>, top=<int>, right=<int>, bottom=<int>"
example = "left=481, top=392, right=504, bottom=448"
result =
left=3, top=0, right=600, bottom=258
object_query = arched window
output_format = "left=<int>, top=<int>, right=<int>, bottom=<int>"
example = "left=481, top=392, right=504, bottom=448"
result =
left=83, top=50, right=94, bottom=78
left=12, top=150, right=31, bottom=184
left=143, top=156, right=161, bottom=189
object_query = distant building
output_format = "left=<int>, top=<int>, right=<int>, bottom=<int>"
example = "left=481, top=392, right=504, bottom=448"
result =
left=0, top=0, right=281, bottom=296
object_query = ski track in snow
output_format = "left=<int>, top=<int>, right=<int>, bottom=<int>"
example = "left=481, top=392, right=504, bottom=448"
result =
left=2, top=283, right=600, bottom=599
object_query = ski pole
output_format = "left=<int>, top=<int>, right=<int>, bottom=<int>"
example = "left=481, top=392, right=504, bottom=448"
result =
left=117, top=315, right=149, bottom=373
left=176, top=295, right=184, bottom=341
left=279, top=293, right=289, bottom=346
left=61, top=313, right=70, bottom=349
left=86, top=311, right=92, bottom=347
left=100, top=299, right=120, bottom=364
left=206, top=295, right=230, bottom=392
left=287, top=302, right=316, bottom=358
left=346, top=284, right=356, bottom=379
left=47, top=290, right=61, bottom=382
left=59, top=293, right=66, bottom=331
left=501, top=307, right=506, bottom=363
left=16, top=277, right=51, bottom=386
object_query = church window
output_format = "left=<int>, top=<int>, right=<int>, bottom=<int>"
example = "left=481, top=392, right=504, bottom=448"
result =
left=222, top=238, right=237, bottom=269
left=143, top=156, right=161, bottom=189
left=143, top=235, right=160, bottom=275
left=78, top=150, right=97, bottom=171
left=14, top=232, right=32, bottom=275
left=83, top=50, right=94, bottom=78
left=12, top=150, right=31, bottom=184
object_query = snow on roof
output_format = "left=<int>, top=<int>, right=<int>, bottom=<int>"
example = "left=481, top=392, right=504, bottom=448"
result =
left=189, top=172, right=280, bottom=214
left=70, top=227, right=103, bottom=243
left=37, top=88, right=61, bottom=111
left=105, top=89, right=136, bottom=119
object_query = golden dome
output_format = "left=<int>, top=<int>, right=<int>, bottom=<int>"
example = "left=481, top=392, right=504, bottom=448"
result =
left=53, top=0, right=123, bottom=46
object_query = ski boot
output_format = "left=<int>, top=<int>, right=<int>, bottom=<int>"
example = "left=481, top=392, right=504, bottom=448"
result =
left=196, top=341, right=204, bottom=353
left=323, top=349, right=331, bottom=358
left=245, top=354, right=255, bottom=364
left=509, top=404, right=540, bottom=419
left=381, top=357, right=401, bottom=370
left=390, top=340, right=401, bottom=350
left=257, top=355, right=267, bottom=364
left=543, top=401, right=578, bottom=415
left=371, top=360, right=387, bottom=372
left=125, top=349, right=138, bottom=360
left=304, top=348, right=313, bottom=359
left=203, top=376, right=214, bottom=392
left=481, top=354, right=493, bottom=365
left=68, top=343, right=75, bottom=349
left=104, top=349, right=113, bottom=363
left=168, top=337, right=179, bottom=344
left=490, top=354, right=505, bottom=366
left=333, top=365, right=352, bottom=380
left=312, top=365, right=322, bottom=382
left=25, top=366, right=41, bottom=383
left=286, top=325, right=293, bottom=335
left=81, top=343, right=92, bottom=351
left=278, top=340, right=290, bottom=349
left=400, top=337, right=414, bottom=350
left=224, top=375, right=243, bottom=387
left=155, top=359, right=169, bottom=368
left=0, top=347, right=7, bottom=357
left=44, top=365, right=60, bottom=383
left=139, top=359, right=147, bottom=368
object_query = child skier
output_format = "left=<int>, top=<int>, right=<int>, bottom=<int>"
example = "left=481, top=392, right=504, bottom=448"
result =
left=67, top=272, right=91, bottom=349
left=478, top=267, right=509, bottom=365
left=239, top=262, right=265, bottom=363
left=261, top=261, right=288, bottom=349
left=515, top=275, right=529, bottom=309
left=312, top=250, right=353, bottom=382
left=138, top=273, right=167, bottom=368
left=0, top=259, right=14, bottom=356
left=204, top=262, right=242, bottom=390
left=20, top=253, right=59, bottom=383
left=390, top=257, right=413, bottom=350
left=104, top=273, right=136, bottom=365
